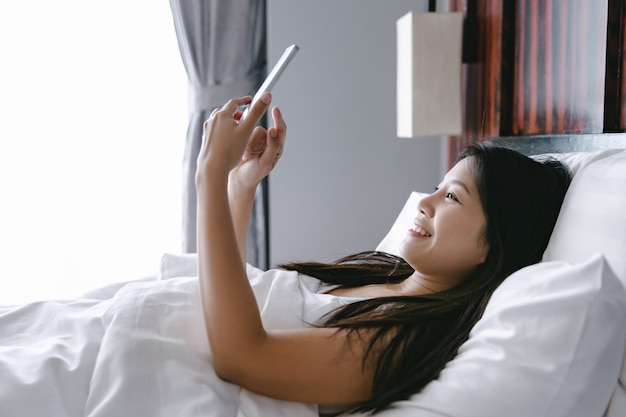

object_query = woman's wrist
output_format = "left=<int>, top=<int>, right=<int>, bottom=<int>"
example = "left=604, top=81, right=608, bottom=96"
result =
left=228, top=170, right=261, bottom=196
left=196, top=169, right=229, bottom=200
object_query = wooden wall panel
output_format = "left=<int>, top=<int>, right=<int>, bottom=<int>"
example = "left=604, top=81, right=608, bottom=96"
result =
left=605, top=0, right=626, bottom=131
left=513, top=0, right=608, bottom=135
left=447, top=0, right=623, bottom=167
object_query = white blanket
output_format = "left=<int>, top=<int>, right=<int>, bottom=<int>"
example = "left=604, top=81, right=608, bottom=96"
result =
left=0, top=267, right=352, bottom=417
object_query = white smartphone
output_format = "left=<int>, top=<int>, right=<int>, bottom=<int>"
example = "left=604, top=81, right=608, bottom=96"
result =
left=240, top=44, right=299, bottom=121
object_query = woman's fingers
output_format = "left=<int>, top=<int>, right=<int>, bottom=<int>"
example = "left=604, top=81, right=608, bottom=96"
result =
left=203, top=93, right=271, bottom=132
left=238, top=92, right=272, bottom=130
left=272, top=106, right=287, bottom=145
left=258, top=107, right=286, bottom=168
left=222, top=96, right=253, bottom=116
left=243, top=126, right=269, bottom=160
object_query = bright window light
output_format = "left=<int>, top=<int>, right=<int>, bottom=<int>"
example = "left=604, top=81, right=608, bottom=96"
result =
left=0, top=1, right=187, bottom=304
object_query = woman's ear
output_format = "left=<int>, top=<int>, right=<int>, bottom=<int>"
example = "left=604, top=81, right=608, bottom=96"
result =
left=477, top=232, right=489, bottom=264
left=479, top=245, right=489, bottom=264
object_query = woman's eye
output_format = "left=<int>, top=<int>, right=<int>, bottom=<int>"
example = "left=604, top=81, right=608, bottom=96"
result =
left=435, top=185, right=459, bottom=202
left=445, top=191, right=459, bottom=202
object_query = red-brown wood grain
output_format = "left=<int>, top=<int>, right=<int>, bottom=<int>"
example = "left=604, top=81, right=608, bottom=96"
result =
left=447, top=0, right=617, bottom=167
left=513, top=0, right=607, bottom=136
left=605, top=0, right=626, bottom=132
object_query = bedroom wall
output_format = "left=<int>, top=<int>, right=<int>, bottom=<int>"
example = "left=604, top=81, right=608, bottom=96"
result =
left=267, top=0, right=447, bottom=265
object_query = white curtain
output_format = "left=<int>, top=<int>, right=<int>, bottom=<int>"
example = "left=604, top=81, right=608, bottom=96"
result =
left=169, top=0, right=268, bottom=268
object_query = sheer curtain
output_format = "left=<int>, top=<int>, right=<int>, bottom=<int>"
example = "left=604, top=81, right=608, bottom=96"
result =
left=169, top=0, right=269, bottom=269
left=0, top=1, right=186, bottom=304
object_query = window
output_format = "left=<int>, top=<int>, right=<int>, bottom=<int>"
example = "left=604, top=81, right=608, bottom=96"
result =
left=0, top=1, right=187, bottom=303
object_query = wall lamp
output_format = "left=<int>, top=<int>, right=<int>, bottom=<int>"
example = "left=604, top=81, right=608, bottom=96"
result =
left=396, top=11, right=463, bottom=137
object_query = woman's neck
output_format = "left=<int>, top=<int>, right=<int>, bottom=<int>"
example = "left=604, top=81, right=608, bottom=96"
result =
left=392, top=272, right=455, bottom=296
left=327, top=272, right=454, bottom=298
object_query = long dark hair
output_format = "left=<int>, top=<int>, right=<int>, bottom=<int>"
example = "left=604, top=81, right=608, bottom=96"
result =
left=278, top=144, right=571, bottom=414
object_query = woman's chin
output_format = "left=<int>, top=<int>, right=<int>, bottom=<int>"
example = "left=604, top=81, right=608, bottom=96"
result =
left=398, top=236, right=411, bottom=259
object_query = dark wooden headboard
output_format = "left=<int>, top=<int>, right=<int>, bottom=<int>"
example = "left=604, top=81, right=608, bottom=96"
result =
left=446, top=0, right=626, bottom=166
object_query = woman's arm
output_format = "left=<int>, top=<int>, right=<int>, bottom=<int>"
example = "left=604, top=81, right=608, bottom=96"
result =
left=227, top=174, right=255, bottom=267
left=227, top=119, right=283, bottom=266
left=195, top=95, right=374, bottom=405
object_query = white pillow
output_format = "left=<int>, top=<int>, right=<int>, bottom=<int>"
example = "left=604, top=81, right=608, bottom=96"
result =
left=542, top=149, right=626, bottom=286
left=159, top=252, right=198, bottom=279
left=541, top=148, right=626, bottom=417
left=367, top=254, right=626, bottom=417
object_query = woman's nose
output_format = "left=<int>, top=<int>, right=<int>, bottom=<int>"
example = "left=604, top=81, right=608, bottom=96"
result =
left=417, top=194, right=434, bottom=218
left=419, top=208, right=431, bottom=218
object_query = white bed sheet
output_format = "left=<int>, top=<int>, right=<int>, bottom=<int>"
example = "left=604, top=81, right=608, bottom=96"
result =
left=0, top=264, right=352, bottom=417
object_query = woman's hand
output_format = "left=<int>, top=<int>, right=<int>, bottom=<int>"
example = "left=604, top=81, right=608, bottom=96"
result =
left=229, top=106, right=286, bottom=192
left=195, top=93, right=287, bottom=265
left=195, top=92, right=275, bottom=190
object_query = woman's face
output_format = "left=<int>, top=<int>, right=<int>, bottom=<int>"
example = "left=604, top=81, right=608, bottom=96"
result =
left=399, top=157, right=489, bottom=286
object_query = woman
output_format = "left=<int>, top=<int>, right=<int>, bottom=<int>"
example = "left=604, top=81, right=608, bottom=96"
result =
left=196, top=92, right=571, bottom=414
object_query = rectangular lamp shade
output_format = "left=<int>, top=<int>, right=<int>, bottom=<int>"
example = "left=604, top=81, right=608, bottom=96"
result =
left=397, top=12, right=463, bottom=137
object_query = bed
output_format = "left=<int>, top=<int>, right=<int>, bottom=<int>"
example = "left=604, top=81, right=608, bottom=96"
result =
left=1, top=134, right=625, bottom=417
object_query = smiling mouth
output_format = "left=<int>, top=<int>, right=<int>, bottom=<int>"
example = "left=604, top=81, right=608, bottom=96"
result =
left=412, top=225, right=432, bottom=237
